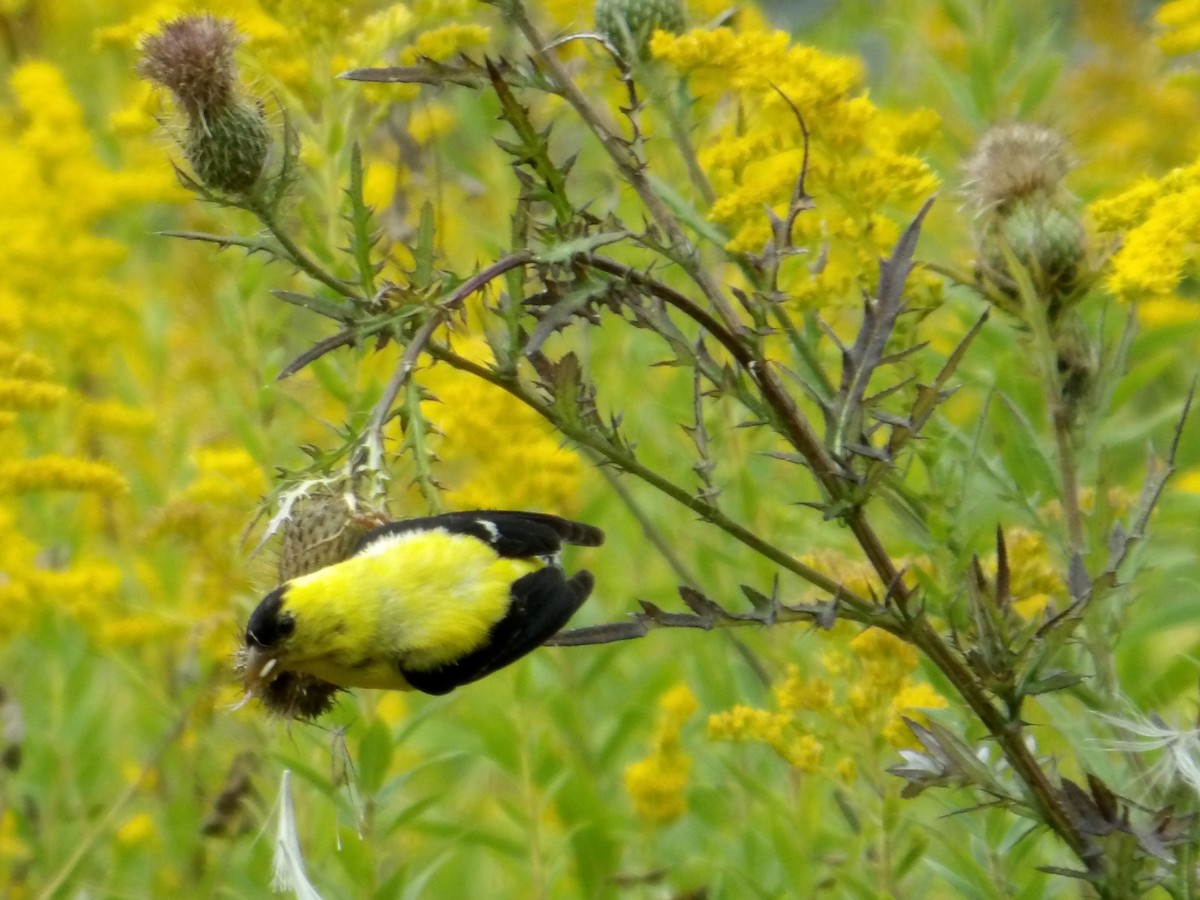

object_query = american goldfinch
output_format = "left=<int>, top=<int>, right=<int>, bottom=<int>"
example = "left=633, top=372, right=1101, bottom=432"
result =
left=240, top=510, right=603, bottom=702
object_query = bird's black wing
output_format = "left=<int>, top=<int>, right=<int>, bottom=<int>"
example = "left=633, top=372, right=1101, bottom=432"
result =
left=354, top=510, right=603, bottom=559
left=401, top=568, right=594, bottom=695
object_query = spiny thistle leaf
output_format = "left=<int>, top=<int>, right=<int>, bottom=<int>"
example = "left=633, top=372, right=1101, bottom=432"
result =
left=828, top=198, right=934, bottom=465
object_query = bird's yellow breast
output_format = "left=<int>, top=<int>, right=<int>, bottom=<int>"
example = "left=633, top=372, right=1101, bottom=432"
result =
left=279, top=529, right=541, bottom=689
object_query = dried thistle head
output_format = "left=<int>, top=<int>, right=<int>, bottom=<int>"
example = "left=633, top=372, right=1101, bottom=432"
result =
left=277, top=488, right=387, bottom=582
left=137, top=15, right=241, bottom=118
left=965, top=123, right=1087, bottom=316
left=233, top=650, right=343, bottom=722
left=962, top=122, right=1073, bottom=215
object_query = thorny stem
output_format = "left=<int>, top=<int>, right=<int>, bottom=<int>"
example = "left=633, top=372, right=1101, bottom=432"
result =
left=425, top=341, right=877, bottom=616
left=429, top=339, right=1092, bottom=863
left=500, top=3, right=1099, bottom=868
left=907, top=619, right=1095, bottom=867
left=404, top=378, right=444, bottom=513
left=589, top=459, right=774, bottom=686
left=655, top=78, right=717, bottom=207
left=367, top=312, right=442, bottom=470
left=503, top=1, right=742, bottom=329
left=248, top=199, right=364, bottom=303
left=765, top=302, right=835, bottom=403
left=506, top=5, right=913, bottom=593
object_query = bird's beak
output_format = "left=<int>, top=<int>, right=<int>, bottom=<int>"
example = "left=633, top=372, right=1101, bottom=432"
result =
left=241, top=645, right=281, bottom=695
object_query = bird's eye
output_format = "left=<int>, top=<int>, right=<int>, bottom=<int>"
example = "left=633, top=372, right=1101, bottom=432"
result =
left=276, top=614, right=295, bottom=638
left=245, top=586, right=296, bottom=647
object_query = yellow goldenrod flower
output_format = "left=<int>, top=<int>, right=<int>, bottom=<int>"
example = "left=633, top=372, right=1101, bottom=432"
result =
left=650, top=25, right=938, bottom=309
left=660, top=682, right=699, bottom=724
left=1156, top=0, right=1200, bottom=56
left=401, top=24, right=490, bottom=64
left=422, top=342, right=584, bottom=511
left=346, top=4, right=416, bottom=58
left=982, top=528, right=1066, bottom=620
left=76, top=401, right=156, bottom=437
left=780, top=734, right=823, bottom=773
left=849, top=628, right=918, bottom=670
left=0, top=348, right=53, bottom=380
left=835, top=756, right=857, bottom=783
left=408, top=104, right=457, bottom=145
left=98, top=613, right=181, bottom=647
left=25, top=564, right=123, bottom=624
left=116, top=812, right=157, bottom=847
left=774, top=664, right=833, bottom=714
left=624, top=751, right=690, bottom=824
left=625, top=683, right=697, bottom=825
left=0, top=378, right=66, bottom=411
left=0, top=455, right=127, bottom=495
left=1092, top=157, right=1200, bottom=303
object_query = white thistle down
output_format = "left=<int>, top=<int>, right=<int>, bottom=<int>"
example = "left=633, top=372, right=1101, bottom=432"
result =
left=271, top=770, right=325, bottom=900
left=1096, top=711, right=1200, bottom=798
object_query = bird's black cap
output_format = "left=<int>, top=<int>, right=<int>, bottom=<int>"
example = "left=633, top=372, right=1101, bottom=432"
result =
left=245, top=586, right=295, bottom=647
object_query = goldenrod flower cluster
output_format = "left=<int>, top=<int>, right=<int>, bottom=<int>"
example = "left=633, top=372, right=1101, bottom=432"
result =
left=650, top=26, right=941, bottom=306
left=421, top=339, right=585, bottom=512
left=0, top=54, right=274, bottom=666
left=147, top=448, right=267, bottom=547
left=0, top=58, right=149, bottom=639
left=1156, top=0, right=1200, bottom=57
left=1090, top=157, right=1200, bottom=308
left=623, top=684, right=698, bottom=825
left=1059, top=2, right=1200, bottom=185
left=709, top=627, right=948, bottom=780
left=403, top=22, right=490, bottom=62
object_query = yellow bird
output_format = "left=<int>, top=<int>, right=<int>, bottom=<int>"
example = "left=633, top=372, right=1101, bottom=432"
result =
left=240, top=510, right=603, bottom=700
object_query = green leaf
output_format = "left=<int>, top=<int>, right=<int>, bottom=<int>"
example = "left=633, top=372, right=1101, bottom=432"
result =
left=415, top=201, right=436, bottom=286
left=346, top=142, right=378, bottom=297
left=534, top=230, right=629, bottom=264
left=357, top=717, right=395, bottom=794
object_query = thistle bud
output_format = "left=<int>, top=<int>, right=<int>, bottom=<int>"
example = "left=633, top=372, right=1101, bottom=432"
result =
left=964, top=123, right=1086, bottom=319
left=138, top=16, right=269, bottom=195
left=594, top=0, right=686, bottom=61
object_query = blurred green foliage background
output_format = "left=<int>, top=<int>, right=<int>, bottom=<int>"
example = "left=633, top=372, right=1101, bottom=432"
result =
left=2, top=0, right=1200, bottom=896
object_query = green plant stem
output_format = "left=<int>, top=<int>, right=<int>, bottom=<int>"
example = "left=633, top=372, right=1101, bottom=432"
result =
left=431, top=338, right=1094, bottom=863
left=430, top=325, right=1102, bottom=868
left=248, top=199, right=364, bottom=303
left=768, top=302, right=835, bottom=403
left=651, top=75, right=716, bottom=208
left=404, top=378, right=444, bottom=513
left=426, top=342, right=875, bottom=614
left=1051, top=408, right=1085, bottom=556
left=504, top=1, right=742, bottom=329
left=510, top=7, right=919, bottom=611
left=588, top=451, right=774, bottom=684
